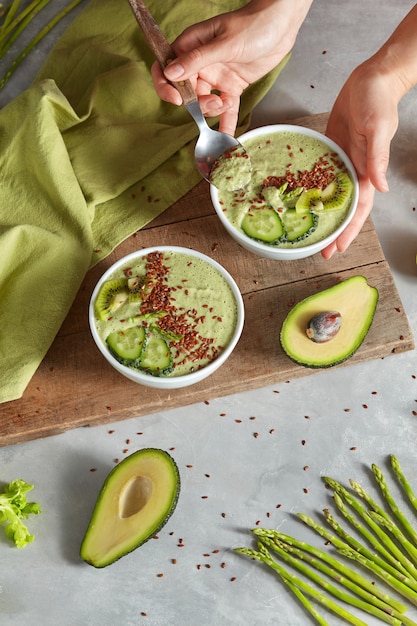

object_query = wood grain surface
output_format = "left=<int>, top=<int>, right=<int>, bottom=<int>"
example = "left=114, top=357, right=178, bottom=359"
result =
left=1, top=113, right=413, bottom=446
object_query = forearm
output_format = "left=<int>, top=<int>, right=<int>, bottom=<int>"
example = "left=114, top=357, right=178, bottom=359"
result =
left=365, top=4, right=417, bottom=102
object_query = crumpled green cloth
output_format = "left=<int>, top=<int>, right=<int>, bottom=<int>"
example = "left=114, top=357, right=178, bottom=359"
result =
left=0, top=0, right=288, bottom=404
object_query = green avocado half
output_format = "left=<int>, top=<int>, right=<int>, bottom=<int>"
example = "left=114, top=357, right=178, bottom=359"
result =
left=80, top=448, right=180, bottom=568
left=280, top=275, right=379, bottom=368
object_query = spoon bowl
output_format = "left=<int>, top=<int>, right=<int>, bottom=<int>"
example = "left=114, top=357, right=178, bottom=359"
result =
left=127, top=0, right=251, bottom=188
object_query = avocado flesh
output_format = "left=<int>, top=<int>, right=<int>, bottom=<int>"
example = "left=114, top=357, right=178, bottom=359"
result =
left=80, top=448, right=180, bottom=568
left=280, top=276, right=378, bottom=368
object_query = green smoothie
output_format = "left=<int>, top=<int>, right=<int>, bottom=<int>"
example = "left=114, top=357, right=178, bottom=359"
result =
left=216, top=130, right=354, bottom=248
left=94, top=250, right=238, bottom=377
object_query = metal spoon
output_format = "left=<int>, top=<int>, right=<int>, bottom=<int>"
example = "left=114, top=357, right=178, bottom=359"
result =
left=127, top=0, right=251, bottom=188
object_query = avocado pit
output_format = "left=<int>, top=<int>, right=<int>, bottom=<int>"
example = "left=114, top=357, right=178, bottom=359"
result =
left=306, top=311, right=342, bottom=343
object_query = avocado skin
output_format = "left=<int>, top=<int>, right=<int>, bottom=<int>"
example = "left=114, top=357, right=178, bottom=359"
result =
left=280, top=276, right=379, bottom=368
left=80, top=448, right=180, bottom=568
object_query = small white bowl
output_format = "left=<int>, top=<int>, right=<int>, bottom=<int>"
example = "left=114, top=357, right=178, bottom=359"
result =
left=89, top=246, right=244, bottom=389
left=210, top=124, right=359, bottom=260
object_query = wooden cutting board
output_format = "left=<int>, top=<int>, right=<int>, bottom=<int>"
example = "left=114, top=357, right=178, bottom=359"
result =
left=1, top=113, right=414, bottom=447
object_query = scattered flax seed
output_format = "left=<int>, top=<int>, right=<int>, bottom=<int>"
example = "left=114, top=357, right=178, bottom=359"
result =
left=221, top=512, right=227, bottom=518
left=235, top=419, right=242, bottom=423
left=400, top=335, right=405, bottom=341
left=203, top=553, right=210, bottom=557
left=253, top=432, right=259, bottom=439
left=201, top=495, right=208, bottom=499
left=136, top=432, right=143, bottom=435
left=230, top=577, right=237, bottom=582
left=157, top=573, right=164, bottom=578
left=172, top=559, right=177, bottom=565
left=126, top=439, right=131, bottom=444
left=205, top=564, right=211, bottom=569
left=304, top=415, right=310, bottom=420
left=108, top=430, right=115, bottom=434
left=344, top=408, right=351, bottom=413
left=220, top=413, right=227, bottom=417
left=269, top=429, right=275, bottom=434
left=301, top=439, right=306, bottom=446
left=372, top=391, right=378, bottom=395
left=350, top=447, right=357, bottom=451
left=197, top=564, right=202, bottom=570
left=204, top=400, right=210, bottom=405
left=255, top=520, right=261, bottom=526
left=141, top=612, right=147, bottom=617
left=303, top=466, right=309, bottom=471
left=213, top=549, right=220, bottom=554
left=221, top=562, right=227, bottom=569
left=303, top=488, right=309, bottom=494
left=89, top=468, right=97, bottom=472
left=114, top=458, right=119, bottom=464
left=363, top=404, right=368, bottom=409
left=267, top=512, right=271, bottom=518
left=276, top=504, right=282, bottom=509
left=106, top=406, right=112, bottom=411
left=123, top=449, right=129, bottom=454
left=205, top=474, right=211, bottom=478
left=249, top=416, right=256, bottom=420
left=395, top=307, right=401, bottom=312
left=186, top=464, right=193, bottom=468
left=273, top=390, right=280, bottom=394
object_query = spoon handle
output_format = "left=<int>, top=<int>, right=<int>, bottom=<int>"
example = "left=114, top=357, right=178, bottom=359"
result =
left=127, top=0, right=197, bottom=106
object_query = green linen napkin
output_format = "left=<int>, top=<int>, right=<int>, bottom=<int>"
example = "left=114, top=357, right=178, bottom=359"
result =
left=0, top=0, right=289, bottom=404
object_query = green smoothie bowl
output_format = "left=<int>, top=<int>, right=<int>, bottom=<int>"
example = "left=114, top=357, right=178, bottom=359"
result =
left=89, top=246, right=244, bottom=389
left=210, top=124, right=359, bottom=260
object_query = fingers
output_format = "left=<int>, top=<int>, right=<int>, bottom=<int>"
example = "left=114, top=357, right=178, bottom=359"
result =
left=151, top=61, right=182, bottom=105
left=321, top=178, right=376, bottom=259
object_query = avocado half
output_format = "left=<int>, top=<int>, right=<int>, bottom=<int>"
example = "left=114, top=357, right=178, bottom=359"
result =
left=80, top=448, right=180, bottom=568
left=280, top=275, right=378, bottom=368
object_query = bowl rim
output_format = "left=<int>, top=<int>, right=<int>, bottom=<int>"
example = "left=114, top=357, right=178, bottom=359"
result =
left=210, top=123, right=359, bottom=256
left=89, top=245, right=245, bottom=386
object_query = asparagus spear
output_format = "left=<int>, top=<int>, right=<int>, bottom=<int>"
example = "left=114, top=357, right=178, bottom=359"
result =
left=299, top=512, right=417, bottom=601
left=0, top=0, right=84, bottom=89
left=254, top=527, right=406, bottom=614
left=283, top=578, right=330, bottom=626
left=258, top=535, right=404, bottom=625
left=0, top=0, right=46, bottom=49
left=369, top=510, right=417, bottom=567
left=372, top=463, right=417, bottom=546
left=0, top=0, right=50, bottom=57
left=327, top=480, right=417, bottom=579
left=235, top=544, right=368, bottom=626
left=391, top=455, right=417, bottom=514
left=339, top=546, right=417, bottom=608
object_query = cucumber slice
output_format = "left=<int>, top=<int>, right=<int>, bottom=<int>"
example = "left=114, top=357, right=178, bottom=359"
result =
left=106, top=326, right=146, bottom=363
left=241, top=206, right=284, bottom=243
left=140, top=334, right=173, bottom=376
left=281, top=209, right=318, bottom=242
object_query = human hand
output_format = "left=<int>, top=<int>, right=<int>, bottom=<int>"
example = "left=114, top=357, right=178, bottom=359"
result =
left=321, top=61, right=401, bottom=259
left=151, top=0, right=313, bottom=135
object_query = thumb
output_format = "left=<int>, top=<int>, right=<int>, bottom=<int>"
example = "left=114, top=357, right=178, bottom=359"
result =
left=366, top=132, right=392, bottom=193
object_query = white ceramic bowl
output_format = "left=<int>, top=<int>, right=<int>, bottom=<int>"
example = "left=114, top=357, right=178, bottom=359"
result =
left=89, top=246, right=244, bottom=389
left=210, top=124, right=359, bottom=260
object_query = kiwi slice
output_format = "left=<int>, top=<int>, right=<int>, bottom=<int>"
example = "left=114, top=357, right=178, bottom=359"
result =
left=94, top=278, right=129, bottom=321
left=321, top=173, right=353, bottom=211
left=295, top=188, right=323, bottom=213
